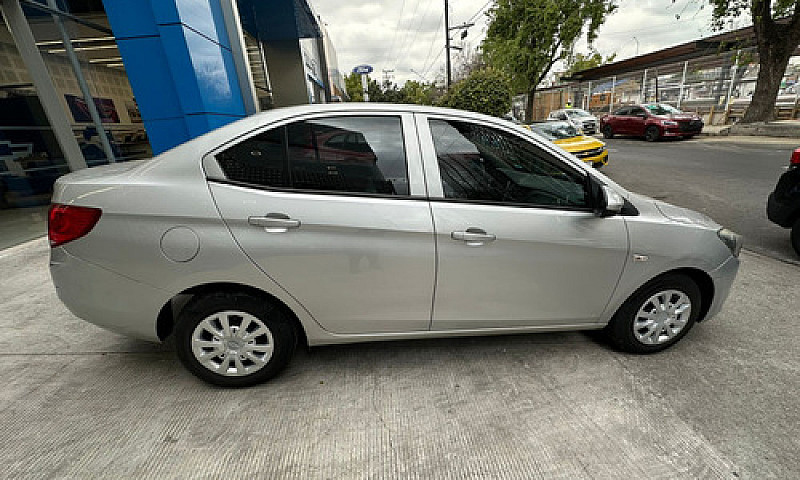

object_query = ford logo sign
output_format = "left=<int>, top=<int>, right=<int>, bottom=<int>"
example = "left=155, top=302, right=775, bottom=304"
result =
left=352, top=65, right=373, bottom=74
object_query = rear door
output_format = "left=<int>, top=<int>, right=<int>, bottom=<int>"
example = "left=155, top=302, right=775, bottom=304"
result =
left=207, top=112, right=436, bottom=334
left=417, top=114, right=629, bottom=330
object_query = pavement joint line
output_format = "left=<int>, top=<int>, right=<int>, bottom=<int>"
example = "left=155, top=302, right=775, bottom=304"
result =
left=0, top=351, right=172, bottom=356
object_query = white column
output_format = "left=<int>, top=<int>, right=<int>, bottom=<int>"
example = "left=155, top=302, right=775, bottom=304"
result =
left=609, top=75, right=616, bottom=112
left=219, top=0, right=259, bottom=114
left=0, top=0, right=87, bottom=171
left=677, top=61, right=689, bottom=108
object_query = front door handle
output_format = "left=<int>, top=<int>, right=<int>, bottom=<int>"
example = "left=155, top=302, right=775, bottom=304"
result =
left=248, top=213, right=301, bottom=232
left=451, top=228, right=496, bottom=246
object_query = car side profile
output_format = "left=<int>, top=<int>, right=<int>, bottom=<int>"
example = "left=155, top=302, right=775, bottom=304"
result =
left=49, top=104, right=741, bottom=387
left=600, top=103, right=703, bottom=141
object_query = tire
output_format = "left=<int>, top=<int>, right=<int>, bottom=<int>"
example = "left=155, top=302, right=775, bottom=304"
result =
left=645, top=125, right=660, bottom=142
left=602, top=124, right=614, bottom=139
left=792, top=219, right=800, bottom=257
left=175, top=291, right=297, bottom=387
left=605, top=274, right=701, bottom=354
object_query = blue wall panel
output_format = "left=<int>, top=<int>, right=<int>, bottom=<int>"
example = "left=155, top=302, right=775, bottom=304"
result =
left=102, top=0, right=246, bottom=154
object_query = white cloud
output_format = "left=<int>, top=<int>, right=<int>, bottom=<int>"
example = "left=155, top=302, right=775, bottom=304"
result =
left=309, top=0, right=751, bottom=87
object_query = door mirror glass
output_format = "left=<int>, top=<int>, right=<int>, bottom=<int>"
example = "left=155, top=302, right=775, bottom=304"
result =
left=594, top=185, right=624, bottom=217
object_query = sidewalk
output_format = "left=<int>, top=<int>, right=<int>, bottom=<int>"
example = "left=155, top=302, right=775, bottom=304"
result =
left=1, top=238, right=799, bottom=478
left=702, top=119, right=800, bottom=138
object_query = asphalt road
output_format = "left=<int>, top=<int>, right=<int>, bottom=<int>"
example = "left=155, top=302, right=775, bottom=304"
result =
left=598, top=135, right=799, bottom=264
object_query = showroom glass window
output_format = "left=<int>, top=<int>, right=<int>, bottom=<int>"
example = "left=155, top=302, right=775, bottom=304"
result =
left=428, top=119, right=587, bottom=208
left=216, top=116, right=409, bottom=196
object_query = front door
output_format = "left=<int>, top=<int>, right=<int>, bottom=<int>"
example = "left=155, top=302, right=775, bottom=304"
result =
left=417, top=115, right=629, bottom=330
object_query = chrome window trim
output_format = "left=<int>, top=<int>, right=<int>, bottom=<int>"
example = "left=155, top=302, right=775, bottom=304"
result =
left=202, top=111, right=427, bottom=198
left=413, top=112, right=591, bottom=207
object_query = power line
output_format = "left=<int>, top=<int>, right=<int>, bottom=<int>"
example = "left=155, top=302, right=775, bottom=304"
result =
left=384, top=0, right=408, bottom=67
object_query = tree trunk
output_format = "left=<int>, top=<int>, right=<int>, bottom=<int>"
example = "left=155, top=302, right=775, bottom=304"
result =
left=525, top=87, right=536, bottom=122
left=741, top=46, right=792, bottom=123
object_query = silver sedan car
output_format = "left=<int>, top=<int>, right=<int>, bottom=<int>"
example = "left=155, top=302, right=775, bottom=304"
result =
left=49, top=104, right=741, bottom=387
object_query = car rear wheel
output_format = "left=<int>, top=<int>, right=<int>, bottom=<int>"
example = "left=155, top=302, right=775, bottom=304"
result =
left=605, top=274, right=701, bottom=353
left=175, top=291, right=296, bottom=387
left=792, top=219, right=800, bottom=256
left=645, top=126, right=660, bottom=142
left=602, top=125, right=614, bottom=139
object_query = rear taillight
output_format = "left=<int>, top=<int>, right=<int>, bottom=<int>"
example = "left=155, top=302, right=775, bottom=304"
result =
left=48, top=204, right=102, bottom=248
left=790, top=147, right=800, bottom=167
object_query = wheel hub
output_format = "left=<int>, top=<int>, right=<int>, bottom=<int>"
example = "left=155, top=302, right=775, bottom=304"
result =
left=191, top=310, right=275, bottom=377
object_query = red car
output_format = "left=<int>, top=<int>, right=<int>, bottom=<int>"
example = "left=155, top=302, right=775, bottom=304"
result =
left=600, top=103, right=703, bottom=141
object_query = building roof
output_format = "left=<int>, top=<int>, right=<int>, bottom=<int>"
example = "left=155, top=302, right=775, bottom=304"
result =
left=566, top=19, right=793, bottom=82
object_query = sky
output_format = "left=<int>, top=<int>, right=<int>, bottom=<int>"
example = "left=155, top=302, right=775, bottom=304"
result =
left=309, top=0, right=753, bottom=86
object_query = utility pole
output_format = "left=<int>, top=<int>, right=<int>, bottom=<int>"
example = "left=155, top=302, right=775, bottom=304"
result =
left=382, top=69, right=395, bottom=86
left=444, top=0, right=474, bottom=91
left=445, top=0, right=450, bottom=89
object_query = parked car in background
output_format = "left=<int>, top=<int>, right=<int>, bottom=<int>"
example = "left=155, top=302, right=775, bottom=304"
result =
left=548, top=108, right=599, bottom=134
left=600, top=103, right=703, bottom=141
left=767, top=147, right=800, bottom=256
left=49, top=104, right=740, bottom=387
left=528, top=120, right=609, bottom=168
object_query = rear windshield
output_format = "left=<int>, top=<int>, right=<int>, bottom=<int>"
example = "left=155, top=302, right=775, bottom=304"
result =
left=529, top=121, right=581, bottom=140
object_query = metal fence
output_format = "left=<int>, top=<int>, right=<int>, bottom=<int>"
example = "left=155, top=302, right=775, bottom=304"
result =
left=517, top=48, right=800, bottom=124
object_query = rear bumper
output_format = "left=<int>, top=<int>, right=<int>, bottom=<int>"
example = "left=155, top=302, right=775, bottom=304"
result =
left=767, top=192, right=797, bottom=228
left=702, top=255, right=740, bottom=322
left=50, top=247, right=169, bottom=342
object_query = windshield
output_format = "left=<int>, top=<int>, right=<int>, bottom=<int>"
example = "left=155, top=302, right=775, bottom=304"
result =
left=645, top=103, right=682, bottom=115
left=565, top=109, right=592, bottom=118
left=528, top=121, right=581, bottom=140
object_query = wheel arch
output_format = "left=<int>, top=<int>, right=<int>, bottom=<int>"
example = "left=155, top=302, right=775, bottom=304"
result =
left=650, top=267, right=715, bottom=322
left=156, top=282, right=308, bottom=347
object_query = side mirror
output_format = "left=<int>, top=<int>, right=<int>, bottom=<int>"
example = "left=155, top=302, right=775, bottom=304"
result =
left=589, top=177, right=624, bottom=217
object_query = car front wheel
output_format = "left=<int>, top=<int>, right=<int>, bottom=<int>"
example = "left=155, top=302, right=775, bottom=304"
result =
left=602, top=125, right=614, bottom=139
left=605, top=274, right=701, bottom=353
left=175, top=291, right=296, bottom=387
left=645, top=125, right=660, bottom=142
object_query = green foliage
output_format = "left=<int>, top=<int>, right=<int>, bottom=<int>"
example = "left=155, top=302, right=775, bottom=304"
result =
left=443, top=68, right=512, bottom=117
left=401, top=80, right=439, bottom=105
left=482, top=0, right=617, bottom=97
left=564, top=50, right=617, bottom=78
left=344, top=72, right=365, bottom=102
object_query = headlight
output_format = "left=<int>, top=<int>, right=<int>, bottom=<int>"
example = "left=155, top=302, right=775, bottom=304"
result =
left=717, top=228, right=743, bottom=257
left=662, top=120, right=678, bottom=126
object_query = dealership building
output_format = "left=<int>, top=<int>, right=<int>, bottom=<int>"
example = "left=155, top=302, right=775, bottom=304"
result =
left=0, top=0, right=345, bottom=249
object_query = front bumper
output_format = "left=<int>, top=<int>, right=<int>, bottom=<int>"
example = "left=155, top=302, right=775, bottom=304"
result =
left=50, top=247, right=170, bottom=341
left=702, top=255, right=740, bottom=322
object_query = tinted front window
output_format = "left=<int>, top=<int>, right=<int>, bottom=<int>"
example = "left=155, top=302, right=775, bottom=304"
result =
left=645, top=103, right=682, bottom=115
left=614, top=107, right=630, bottom=115
left=216, top=116, right=409, bottom=196
left=429, top=119, right=588, bottom=208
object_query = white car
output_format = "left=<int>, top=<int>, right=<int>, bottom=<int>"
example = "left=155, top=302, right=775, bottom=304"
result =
left=548, top=108, right=599, bottom=134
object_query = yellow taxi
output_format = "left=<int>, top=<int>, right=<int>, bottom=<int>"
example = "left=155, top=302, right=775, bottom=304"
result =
left=526, top=121, right=609, bottom=168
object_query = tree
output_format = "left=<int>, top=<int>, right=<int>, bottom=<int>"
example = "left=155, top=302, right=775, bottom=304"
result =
left=444, top=68, right=512, bottom=117
left=401, top=80, right=440, bottom=105
left=563, top=50, right=616, bottom=78
left=344, top=72, right=365, bottom=102
left=708, top=1, right=800, bottom=122
left=482, top=0, right=617, bottom=121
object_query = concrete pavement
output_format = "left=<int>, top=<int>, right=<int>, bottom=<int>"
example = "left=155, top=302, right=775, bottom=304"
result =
left=1, top=238, right=798, bottom=479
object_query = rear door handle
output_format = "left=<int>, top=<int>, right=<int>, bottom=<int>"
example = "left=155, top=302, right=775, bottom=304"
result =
left=248, top=213, right=301, bottom=232
left=451, top=228, right=496, bottom=246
